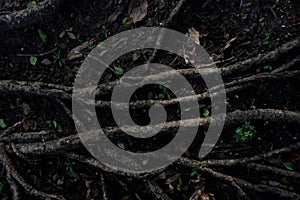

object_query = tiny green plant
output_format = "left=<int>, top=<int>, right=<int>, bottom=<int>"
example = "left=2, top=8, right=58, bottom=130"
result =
left=240, top=12, right=248, bottom=20
left=53, top=51, right=66, bottom=67
left=76, top=34, right=83, bottom=44
left=148, top=92, right=154, bottom=100
left=102, top=25, right=110, bottom=38
left=281, top=177, right=288, bottom=184
left=27, top=1, right=37, bottom=8
left=263, top=33, right=271, bottom=45
left=29, top=56, right=38, bottom=66
left=0, top=119, right=7, bottom=128
left=203, top=108, right=210, bottom=117
left=29, top=174, right=38, bottom=185
left=234, top=121, right=256, bottom=142
left=52, top=174, right=64, bottom=186
left=132, top=52, right=140, bottom=61
left=52, top=120, right=63, bottom=133
left=122, top=17, right=134, bottom=29
left=263, top=65, right=272, bottom=71
left=259, top=17, right=265, bottom=28
left=37, top=29, right=47, bottom=43
left=283, top=162, right=294, bottom=171
left=0, top=181, right=4, bottom=193
left=176, top=176, right=183, bottom=191
left=159, top=84, right=172, bottom=100
left=65, top=161, right=80, bottom=181
left=190, top=170, right=201, bottom=180
left=114, top=66, right=125, bottom=75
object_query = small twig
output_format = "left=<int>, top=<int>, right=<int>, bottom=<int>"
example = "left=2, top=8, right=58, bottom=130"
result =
left=16, top=47, right=57, bottom=57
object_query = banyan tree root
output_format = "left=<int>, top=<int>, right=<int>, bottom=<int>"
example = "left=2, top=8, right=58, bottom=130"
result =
left=0, top=0, right=60, bottom=31
left=0, top=0, right=298, bottom=198
left=0, top=143, right=65, bottom=200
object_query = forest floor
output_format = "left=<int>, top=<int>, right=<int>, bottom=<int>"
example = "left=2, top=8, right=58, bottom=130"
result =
left=0, top=0, right=300, bottom=199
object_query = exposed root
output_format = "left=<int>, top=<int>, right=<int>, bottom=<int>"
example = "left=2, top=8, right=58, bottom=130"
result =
left=0, top=80, right=71, bottom=100
left=100, top=174, right=109, bottom=200
left=10, top=109, right=300, bottom=155
left=197, top=141, right=300, bottom=167
left=143, top=180, right=172, bottom=200
left=6, top=172, right=20, bottom=200
left=0, top=143, right=64, bottom=200
left=0, top=0, right=59, bottom=31
left=176, top=159, right=300, bottom=199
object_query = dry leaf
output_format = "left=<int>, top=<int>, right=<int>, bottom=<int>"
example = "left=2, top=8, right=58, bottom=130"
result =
left=154, top=0, right=165, bottom=9
left=107, top=7, right=123, bottom=23
left=188, top=27, right=200, bottom=45
left=165, top=173, right=181, bottom=184
left=41, top=58, right=52, bottom=66
left=67, top=32, right=76, bottom=40
left=67, top=41, right=89, bottom=60
left=59, top=30, right=65, bottom=38
left=128, top=0, right=148, bottom=23
left=22, top=119, right=37, bottom=131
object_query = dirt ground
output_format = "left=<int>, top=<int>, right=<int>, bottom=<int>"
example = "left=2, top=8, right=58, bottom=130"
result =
left=0, top=0, right=300, bottom=199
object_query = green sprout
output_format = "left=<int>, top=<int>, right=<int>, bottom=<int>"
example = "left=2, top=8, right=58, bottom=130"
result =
left=29, top=56, right=38, bottom=66
left=234, top=121, right=256, bottom=142
left=27, top=1, right=37, bottom=8
left=52, top=120, right=63, bottom=133
left=263, top=65, right=272, bottom=71
left=102, top=25, right=110, bottom=38
left=37, top=29, right=48, bottom=43
left=53, top=51, right=66, bottom=67
left=190, top=170, right=201, bottom=180
left=122, top=17, right=134, bottom=29
left=0, top=119, right=7, bottom=128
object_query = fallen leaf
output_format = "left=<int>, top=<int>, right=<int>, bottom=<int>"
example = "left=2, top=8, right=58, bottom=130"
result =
left=85, top=180, right=93, bottom=188
left=23, top=119, right=37, bottom=131
left=67, top=41, right=89, bottom=60
left=107, top=7, right=123, bottom=23
left=188, top=27, right=200, bottom=45
left=128, top=0, right=148, bottom=23
left=67, top=32, right=76, bottom=40
left=59, top=30, right=66, bottom=38
left=41, top=58, right=52, bottom=66
left=165, top=173, right=180, bottom=184
left=154, top=0, right=165, bottom=9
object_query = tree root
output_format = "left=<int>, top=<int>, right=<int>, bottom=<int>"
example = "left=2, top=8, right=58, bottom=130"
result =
left=0, top=0, right=60, bottom=31
left=0, top=143, right=64, bottom=200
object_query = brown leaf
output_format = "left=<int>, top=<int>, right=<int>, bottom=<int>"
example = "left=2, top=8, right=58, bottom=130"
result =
left=59, top=30, right=66, bottom=38
left=165, top=173, right=180, bottom=184
left=67, top=41, right=89, bottom=60
left=128, top=0, right=148, bottom=23
left=67, top=32, right=76, bottom=40
left=154, top=0, right=165, bottom=9
left=107, top=7, right=123, bottom=24
left=22, top=119, right=37, bottom=131
left=188, top=27, right=200, bottom=45
left=41, top=58, right=52, bottom=66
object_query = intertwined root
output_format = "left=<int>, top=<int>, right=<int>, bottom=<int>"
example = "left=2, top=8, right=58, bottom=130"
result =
left=1, top=0, right=300, bottom=199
